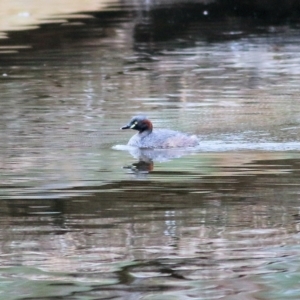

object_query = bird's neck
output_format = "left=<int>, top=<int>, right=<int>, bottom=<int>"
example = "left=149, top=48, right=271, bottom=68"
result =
left=139, top=128, right=152, bottom=138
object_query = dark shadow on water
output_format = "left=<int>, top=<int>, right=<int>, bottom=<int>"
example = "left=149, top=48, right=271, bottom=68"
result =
left=124, top=160, right=154, bottom=174
left=1, top=1, right=300, bottom=61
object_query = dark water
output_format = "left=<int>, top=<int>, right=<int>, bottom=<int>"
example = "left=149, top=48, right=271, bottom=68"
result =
left=1, top=2, right=300, bottom=299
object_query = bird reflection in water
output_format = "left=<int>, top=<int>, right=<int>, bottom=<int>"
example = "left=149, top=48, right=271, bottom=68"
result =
left=122, top=146, right=196, bottom=174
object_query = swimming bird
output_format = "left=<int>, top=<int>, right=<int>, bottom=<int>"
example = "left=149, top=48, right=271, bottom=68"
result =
left=121, top=115, right=199, bottom=149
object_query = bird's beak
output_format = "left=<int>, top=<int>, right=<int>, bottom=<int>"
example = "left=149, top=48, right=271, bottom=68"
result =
left=121, top=124, right=130, bottom=130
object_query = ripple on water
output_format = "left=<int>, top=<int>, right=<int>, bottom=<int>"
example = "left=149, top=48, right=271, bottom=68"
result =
left=1, top=2, right=300, bottom=299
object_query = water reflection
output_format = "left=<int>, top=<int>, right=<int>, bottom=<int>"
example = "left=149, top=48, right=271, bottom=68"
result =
left=1, top=1, right=300, bottom=299
left=1, top=153, right=300, bottom=299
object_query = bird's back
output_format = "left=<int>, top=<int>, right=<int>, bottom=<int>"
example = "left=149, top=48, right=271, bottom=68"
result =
left=127, top=129, right=198, bottom=149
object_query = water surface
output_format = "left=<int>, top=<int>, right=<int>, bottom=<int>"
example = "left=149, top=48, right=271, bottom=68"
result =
left=1, top=2, right=300, bottom=299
